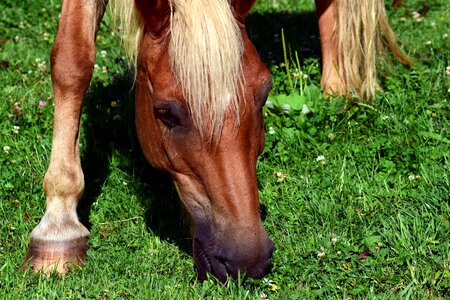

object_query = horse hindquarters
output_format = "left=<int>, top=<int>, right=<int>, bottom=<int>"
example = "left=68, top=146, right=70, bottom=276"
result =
left=26, top=0, right=107, bottom=274
left=316, top=0, right=412, bottom=101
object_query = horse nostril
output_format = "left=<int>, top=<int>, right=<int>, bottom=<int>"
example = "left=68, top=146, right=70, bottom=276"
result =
left=215, top=256, right=233, bottom=275
left=215, top=256, right=227, bottom=265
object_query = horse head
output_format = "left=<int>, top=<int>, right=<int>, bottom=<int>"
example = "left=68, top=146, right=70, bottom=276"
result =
left=134, top=0, right=273, bottom=282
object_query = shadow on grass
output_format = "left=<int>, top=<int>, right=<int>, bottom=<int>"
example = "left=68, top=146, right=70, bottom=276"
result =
left=247, top=11, right=320, bottom=65
left=77, top=68, right=192, bottom=254
left=75, top=10, right=321, bottom=257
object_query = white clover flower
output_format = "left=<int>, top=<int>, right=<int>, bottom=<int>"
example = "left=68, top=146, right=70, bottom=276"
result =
left=408, top=175, right=416, bottom=181
left=100, top=50, right=107, bottom=58
left=411, top=11, right=423, bottom=22
left=3, top=146, right=11, bottom=154
left=316, top=155, right=326, bottom=164
left=43, top=32, right=49, bottom=41
left=12, top=126, right=20, bottom=134
left=331, top=234, right=339, bottom=244
left=275, top=171, right=288, bottom=182
left=317, top=247, right=326, bottom=257
left=327, top=132, right=335, bottom=141
left=34, top=58, right=46, bottom=71
left=446, top=66, right=450, bottom=76
left=94, top=64, right=100, bottom=71
left=268, top=126, right=275, bottom=135
left=302, top=74, right=309, bottom=80
left=425, top=40, right=432, bottom=45
left=443, top=33, right=448, bottom=40
left=102, top=66, right=108, bottom=73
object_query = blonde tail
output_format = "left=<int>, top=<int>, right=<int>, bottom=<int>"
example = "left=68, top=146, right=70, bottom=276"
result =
left=335, top=0, right=412, bottom=101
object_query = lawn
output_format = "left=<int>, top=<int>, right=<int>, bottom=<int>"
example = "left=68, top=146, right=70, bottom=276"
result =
left=1, top=0, right=449, bottom=299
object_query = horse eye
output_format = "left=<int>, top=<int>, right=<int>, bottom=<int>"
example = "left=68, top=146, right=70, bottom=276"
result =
left=153, top=101, right=188, bottom=129
left=258, top=80, right=273, bottom=108
left=155, top=108, right=181, bottom=129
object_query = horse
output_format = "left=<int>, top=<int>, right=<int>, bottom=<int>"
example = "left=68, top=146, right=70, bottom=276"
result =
left=25, top=0, right=411, bottom=282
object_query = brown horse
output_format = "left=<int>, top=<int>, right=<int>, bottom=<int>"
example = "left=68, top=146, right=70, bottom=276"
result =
left=26, top=0, right=410, bottom=282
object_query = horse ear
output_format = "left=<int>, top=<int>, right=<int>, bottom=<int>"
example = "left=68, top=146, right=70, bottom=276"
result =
left=135, top=0, right=171, bottom=35
left=231, top=0, right=257, bottom=21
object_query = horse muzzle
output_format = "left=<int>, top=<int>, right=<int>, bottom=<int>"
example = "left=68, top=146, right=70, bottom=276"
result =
left=192, top=223, right=274, bottom=282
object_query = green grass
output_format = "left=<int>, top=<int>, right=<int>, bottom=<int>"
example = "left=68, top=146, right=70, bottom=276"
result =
left=1, top=0, right=449, bottom=299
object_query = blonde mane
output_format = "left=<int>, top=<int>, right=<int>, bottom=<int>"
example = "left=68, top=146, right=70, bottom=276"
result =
left=108, top=0, right=143, bottom=68
left=109, top=0, right=244, bottom=137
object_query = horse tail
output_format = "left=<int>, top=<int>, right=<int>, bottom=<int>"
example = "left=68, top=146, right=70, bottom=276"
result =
left=108, top=0, right=143, bottom=68
left=335, top=0, right=412, bottom=101
left=377, top=6, right=414, bottom=66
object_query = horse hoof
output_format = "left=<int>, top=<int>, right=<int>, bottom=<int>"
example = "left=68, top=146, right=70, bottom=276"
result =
left=24, top=237, right=88, bottom=274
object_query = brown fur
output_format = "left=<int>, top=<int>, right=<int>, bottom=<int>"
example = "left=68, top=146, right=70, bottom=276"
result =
left=28, top=0, right=273, bottom=282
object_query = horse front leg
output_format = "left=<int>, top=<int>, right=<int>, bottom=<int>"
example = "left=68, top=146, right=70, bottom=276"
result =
left=315, top=0, right=346, bottom=96
left=26, top=0, right=107, bottom=274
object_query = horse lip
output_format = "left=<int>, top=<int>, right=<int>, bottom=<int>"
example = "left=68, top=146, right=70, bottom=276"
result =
left=193, top=238, right=212, bottom=280
left=194, top=238, right=229, bottom=282
left=215, top=255, right=232, bottom=274
left=213, top=255, right=269, bottom=280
